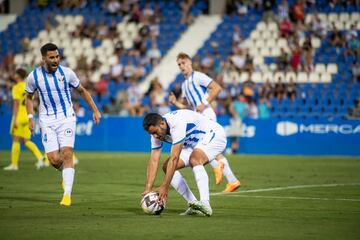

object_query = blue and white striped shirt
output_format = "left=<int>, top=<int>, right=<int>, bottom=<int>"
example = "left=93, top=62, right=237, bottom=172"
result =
left=25, top=65, right=80, bottom=122
left=151, top=109, right=219, bottom=150
left=181, top=71, right=212, bottom=109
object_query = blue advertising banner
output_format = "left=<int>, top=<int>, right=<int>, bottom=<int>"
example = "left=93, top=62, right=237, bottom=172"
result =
left=0, top=114, right=359, bottom=156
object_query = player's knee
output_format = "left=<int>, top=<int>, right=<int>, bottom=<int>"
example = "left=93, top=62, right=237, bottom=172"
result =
left=51, top=161, right=63, bottom=170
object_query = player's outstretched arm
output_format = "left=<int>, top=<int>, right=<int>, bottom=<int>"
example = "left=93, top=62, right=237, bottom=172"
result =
left=156, top=142, right=183, bottom=203
left=25, top=92, right=35, bottom=135
left=76, top=84, right=101, bottom=124
left=168, top=92, right=188, bottom=109
left=143, top=149, right=162, bottom=196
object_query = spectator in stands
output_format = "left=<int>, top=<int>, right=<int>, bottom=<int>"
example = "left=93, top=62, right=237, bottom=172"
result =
left=246, top=100, right=259, bottom=119
left=345, top=24, right=357, bottom=41
left=309, top=14, right=327, bottom=39
left=142, top=2, right=155, bottom=22
left=20, top=37, right=30, bottom=53
left=229, top=93, right=248, bottom=120
left=106, top=97, right=123, bottom=115
left=235, top=0, right=248, bottom=17
left=286, top=77, right=297, bottom=102
left=110, top=58, right=123, bottom=82
left=146, top=42, right=162, bottom=67
left=243, top=53, right=254, bottom=73
left=290, top=42, right=301, bottom=72
left=180, top=0, right=195, bottom=25
left=260, top=78, right=274, bottom=100
left=345, top=33, right=360, bottom=60
left=290, top=0, right=305, bottom=23
left=277, top=47, right=291, bottom=71
left=230, top=48, right=246, bottom=70
left=274, top=77, right=286, bottom=101
left=44, top=13, right=59, bottom=32
left=258, top=97, right=271, bottom=119
left=263, top=0, right=276, bottom=22
left=242, top=78, right=256, bottom=102
left=352, top=62, right=360, bottom=82
left=302, top=35, right=313, bottom=72
left=128, top=2, right=142, bottom=23
left=328, top=23, right=344, bottom=49
left=103, top=0, right=121, bottom=16
left=279, top=17, right=293, bottom=38
left=124, top=78, right=146, bottom=116
left=149, top=80, right=170, bottom=115
left=97, top=19, right=110, bottom=40
left=277, top=0, right=289, bottom=22
left=3, top=50, right=14, bottom=72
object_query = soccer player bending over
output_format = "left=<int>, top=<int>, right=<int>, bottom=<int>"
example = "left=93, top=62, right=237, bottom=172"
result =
left=142, top=109, right=227, bottom=216
left=25, top=43, right=101, bottom=206
left=169, top=52, right=240, bottom=192
left=4, top=68, right=47, bottom=171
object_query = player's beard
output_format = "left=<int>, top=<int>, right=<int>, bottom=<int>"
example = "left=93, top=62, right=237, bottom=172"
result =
left=47, top=62, right=58, bottom=73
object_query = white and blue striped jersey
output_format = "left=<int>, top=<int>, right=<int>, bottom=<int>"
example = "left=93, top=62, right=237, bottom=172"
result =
left=181, top=71, right=212, bottom=109
left=151, top=109, right=220, bottom=150
left=25, top=65, right=80, bottom=122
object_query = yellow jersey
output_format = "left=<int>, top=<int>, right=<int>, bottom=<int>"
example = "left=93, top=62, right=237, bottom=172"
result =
left=12, top=81, right=28, bottom=124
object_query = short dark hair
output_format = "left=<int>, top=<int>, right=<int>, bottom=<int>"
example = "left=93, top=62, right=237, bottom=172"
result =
left=15, top=68, right=27, bottom=79
left=176, top=52, right=191, bottom=61
left=143, top=113, right=163, bottom=131
left=40, top=43, right=58, bottom=56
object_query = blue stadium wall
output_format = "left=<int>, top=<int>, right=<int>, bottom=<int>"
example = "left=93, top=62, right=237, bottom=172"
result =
left=0, top=114, right=359, bottom=156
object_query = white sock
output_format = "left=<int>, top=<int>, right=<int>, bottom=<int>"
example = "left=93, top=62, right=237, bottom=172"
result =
left=219, top=157, right=238, bottom=183
left=192, top=165, right=210, bottom=207
left=209, top=159, right=219, bottom=169
left=170, top=171, right=197, bottom=203
left=62, top=168, right=75, bottom=196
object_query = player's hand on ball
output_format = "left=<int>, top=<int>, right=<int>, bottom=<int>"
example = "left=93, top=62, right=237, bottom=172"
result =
left=93, top=111, right=101, bottom=125
left=156, top=185, right=168, bottom=204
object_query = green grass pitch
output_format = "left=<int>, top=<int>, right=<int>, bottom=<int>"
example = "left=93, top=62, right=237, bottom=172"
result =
left=0, top=151, right=360, bottom=240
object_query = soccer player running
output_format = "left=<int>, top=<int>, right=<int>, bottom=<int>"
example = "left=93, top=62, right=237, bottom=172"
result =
left=168, top=52, right=240, bottom=192
left=142, top=109, right=227, bottom=216
left=25, top=43, right=101, bottom=206
left=4, top=68, right=47, bottom=171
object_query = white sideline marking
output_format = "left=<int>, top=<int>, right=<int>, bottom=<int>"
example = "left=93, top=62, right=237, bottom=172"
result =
left=220, top=195, right=360, bottom=202
left=211, top=183, right=360, bottom=196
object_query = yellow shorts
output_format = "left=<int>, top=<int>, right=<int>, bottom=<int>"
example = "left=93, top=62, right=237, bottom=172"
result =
left=10, top=120, right=31, bottom=139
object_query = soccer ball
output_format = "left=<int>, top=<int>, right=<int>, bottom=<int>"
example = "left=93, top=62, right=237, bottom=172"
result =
left=140, top=192, right=165, bottom=215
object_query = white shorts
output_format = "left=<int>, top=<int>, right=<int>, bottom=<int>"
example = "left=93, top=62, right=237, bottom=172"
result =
left=39, top=117, right=76, bottom=153
left=179, top=126, right=227, bottom=167
left=202, top=107, right=217, bottom=122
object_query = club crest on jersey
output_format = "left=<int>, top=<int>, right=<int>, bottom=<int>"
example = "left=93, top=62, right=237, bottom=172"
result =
left=59, top=75, right=64, bottom=82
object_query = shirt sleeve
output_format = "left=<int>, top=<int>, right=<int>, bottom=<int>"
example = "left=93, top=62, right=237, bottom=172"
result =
left=151, top=135, right=163, bottom=149
left=168, top=116, right=186, bottom=145
left=68, top=68, right=81, bottom=88
left=12, top=85, right=21, bottom=100
left=25, top=72, right=36, bottom=93
left=197, top=72, right=213, bottom=88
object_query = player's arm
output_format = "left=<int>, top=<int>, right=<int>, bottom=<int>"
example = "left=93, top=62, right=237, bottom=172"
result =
left=25, top=92, right=35, bottom=135
left=206, top=81, right=222, bottom=104
left=196, top=80, right=222, bottom=113
left=157, top=141, right=183, bottom=203
left=143, top=148, right=162, bottom=195
left=168, top=92, right=188, bottom=109
left=75, top=84, right=101, bottom=124
left=12, top=99, right=20, bottom=128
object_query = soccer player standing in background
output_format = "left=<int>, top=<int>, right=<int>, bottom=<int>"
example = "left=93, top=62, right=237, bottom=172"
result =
left=3, top=68, right=47, bottom=171
left=169, top=52, right=241, bottom=193
left=25, top=43, right=101, bottom=206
